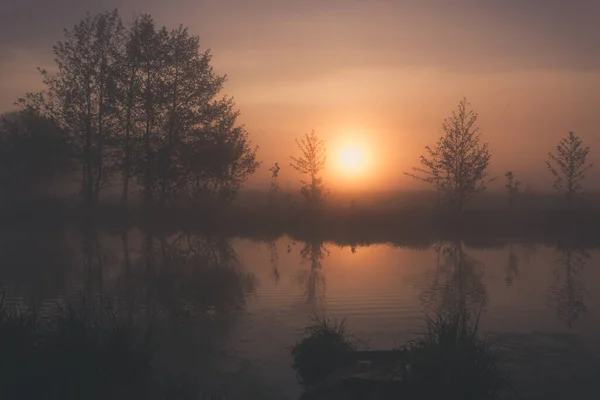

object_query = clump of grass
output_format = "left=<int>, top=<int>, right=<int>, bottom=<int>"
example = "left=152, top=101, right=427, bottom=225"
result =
left=396, top=310, right=510, bottom=399
left=292, top=316, right=359, bottom=386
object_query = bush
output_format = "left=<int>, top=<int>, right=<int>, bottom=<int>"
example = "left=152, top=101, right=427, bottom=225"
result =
left=292, top=316, right=358, bottom=386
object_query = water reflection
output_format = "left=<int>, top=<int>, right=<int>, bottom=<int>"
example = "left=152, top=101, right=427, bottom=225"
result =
left=268, top=239, right=280, bottom=283
left=420, top=241, right=488, bottom=319
left=298, top=238, right=329, bottom=306
left=547, top=245, right=590, bottom=329
left=136, top=232, right=257, bottom=323
left=505, top=242, right=519, bottom=287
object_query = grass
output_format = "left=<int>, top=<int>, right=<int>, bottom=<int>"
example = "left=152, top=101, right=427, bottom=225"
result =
left=0, top=292, right=229, bottom=400
left=395, top=310, right=511, bottom=399
left=293, top=312, right=513, bottom=399
left=292, top=316, right=361, bottom=386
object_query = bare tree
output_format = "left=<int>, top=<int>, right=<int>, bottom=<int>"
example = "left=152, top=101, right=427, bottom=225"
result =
left=406, top=98, right=492, bottom=212
left=290, top=130, right=327, bottom=206
left=546, top=132, right=593, bottom=210
left=505, top=171, right=521, bottom=210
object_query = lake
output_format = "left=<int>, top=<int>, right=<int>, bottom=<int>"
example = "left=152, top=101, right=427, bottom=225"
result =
left=1, top=226, right=599, bottom=399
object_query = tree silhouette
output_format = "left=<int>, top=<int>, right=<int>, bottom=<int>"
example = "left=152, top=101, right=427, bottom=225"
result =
left=505, top=171, right=521, bottom=210
left=546, top=132, right=593, bottom=210
left=111, top=16, right=143, bottom=206
left=406, top=99, right=492, bottom=212
left=19, top=10, right=123, bottom=206
left=290, top=130, right=327, bottom=206
left=19, top=10, right=259, bottom=207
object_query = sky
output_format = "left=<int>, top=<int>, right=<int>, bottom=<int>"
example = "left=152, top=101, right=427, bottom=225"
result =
left=1, top=0, right=599, bottom=193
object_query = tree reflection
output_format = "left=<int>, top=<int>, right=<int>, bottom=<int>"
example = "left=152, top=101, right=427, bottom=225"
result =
left=298, top=238, right=329, bottom=306
left=81, top=227, right=107, bottom=300
left=268, top=239, right=280, bottom=283
left=505, top=242, right=519, bottom=287
left=547, top=246, right=589, bottom=329
left=420, top=241, right=488, bottom=320
left=136, top=232, right=257, bottom=324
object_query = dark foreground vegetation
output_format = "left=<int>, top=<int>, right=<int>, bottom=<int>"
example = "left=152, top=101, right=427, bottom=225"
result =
left=292, top=313, right=512, bottom=400
left=0, top=293, right=229, bottom=400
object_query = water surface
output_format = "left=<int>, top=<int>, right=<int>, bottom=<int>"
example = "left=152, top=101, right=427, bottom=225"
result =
left=1, top=227, right=599, bottom=399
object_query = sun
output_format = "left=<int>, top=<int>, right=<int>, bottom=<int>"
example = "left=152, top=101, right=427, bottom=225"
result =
left=336, top=144, right=368, bottom=175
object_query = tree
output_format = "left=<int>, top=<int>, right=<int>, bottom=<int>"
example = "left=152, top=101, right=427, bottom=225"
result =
left=290, top=130, right=327, bottom=206
left=0, top=111, right=72, bottom=200
left=269, top=162, right=281, bottom=203
left=546, top=132, right=593, bottom=210
left=124, top=16, right=258, bottom=206
left=505, top=171, right=521, bottom=210
left=112, top=16, right=143, bottom=206
left=20, top=10, right=259, bottom=208
left=19, top=10, right=123, bottom=206
left=406, top=98, right=492, bottom=212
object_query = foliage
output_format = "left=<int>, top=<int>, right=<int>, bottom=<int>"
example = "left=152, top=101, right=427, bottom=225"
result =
left=292, top=316, right=358, bottom=386
left=290, top=130, right=327, bottom=206
left=406, top=98, right=492, bottom=212
left=396, top=310, right=508, bottom=400
left=546, top=132, right=593, bottom=210
left=19, top=10, right=259, bottom=207
left=19, top=10, right=123, bottom=206
left=0, top=111, right=72, bottom=199
left=505, top=171, right=521, bottom=210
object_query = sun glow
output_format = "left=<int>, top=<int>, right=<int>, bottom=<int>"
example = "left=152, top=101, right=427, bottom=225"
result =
left=335, top=140, right=370, bottom=177
left=340, top=146, right=365, bottom=171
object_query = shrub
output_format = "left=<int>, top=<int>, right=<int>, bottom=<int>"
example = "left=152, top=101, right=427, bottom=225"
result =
left=292, top=316, right=358, bottom=386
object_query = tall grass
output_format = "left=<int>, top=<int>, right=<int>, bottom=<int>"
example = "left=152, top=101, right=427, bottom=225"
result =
left=396, top=310, right=510, bottom=399
left=0, top=292, right=227, bottom=400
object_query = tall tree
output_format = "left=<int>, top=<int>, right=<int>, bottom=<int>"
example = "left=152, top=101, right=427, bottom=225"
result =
left=19, top=10, right=123, bottom=206
left=546, top=132, right=593, bottom=210
left=290, top=130, right=327, bottom=206
left=112, top=16, right=143, bottom=206
left=128, top=18, right=259, bottom=206
left=406, top=98, right=492, bottom=212
left=134, top=15, right=168, bottom=206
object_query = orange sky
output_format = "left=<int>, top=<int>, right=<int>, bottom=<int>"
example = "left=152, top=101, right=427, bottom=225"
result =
left=1, top=0, right=599, bottom=192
